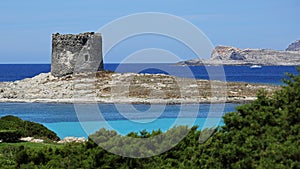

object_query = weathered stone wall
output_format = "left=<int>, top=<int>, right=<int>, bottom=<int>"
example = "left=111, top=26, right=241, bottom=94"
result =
left=51, top=32, right=103, bottom=77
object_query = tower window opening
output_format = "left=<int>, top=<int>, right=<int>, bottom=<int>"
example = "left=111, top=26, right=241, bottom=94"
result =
left=85, top=55, right=89, bottom=62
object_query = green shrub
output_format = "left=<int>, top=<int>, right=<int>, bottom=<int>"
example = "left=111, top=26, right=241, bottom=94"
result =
left=0, top=116, right=59, bottom=141
left=0, top=130, right=22, bottom=143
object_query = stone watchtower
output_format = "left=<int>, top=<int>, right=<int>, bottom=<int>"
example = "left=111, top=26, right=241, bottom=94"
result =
left=51, top=32, right=104, bottom=77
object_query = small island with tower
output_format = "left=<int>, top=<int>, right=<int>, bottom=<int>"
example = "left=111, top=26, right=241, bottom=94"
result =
left=0, top=32, right=280, bottom=104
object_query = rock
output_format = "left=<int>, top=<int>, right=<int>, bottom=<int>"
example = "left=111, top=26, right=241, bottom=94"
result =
left=178, top=45, right=300, bottom=66
left=31, top=139, right=44, bottom=143
left=0, top=71, right=278, bottom=104
left=20, top=137, right=44, bottom=143
left=211, top=46, right=240, bottom=60
left=51, top=32, right=104, bottom=77
left=57, top=137, right=86, bottom=143
left=176, top=58, right=204, bottom=66
left=211, top=46, right=300, bottom=65
left=20, top=137, right=34, bottom=142
left=229, top=51, right=246, bottom=60
left=286, top=40, right=300, bottom=51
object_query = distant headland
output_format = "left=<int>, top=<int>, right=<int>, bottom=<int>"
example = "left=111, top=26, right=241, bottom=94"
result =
left=177, top=40, right=300, bottom=66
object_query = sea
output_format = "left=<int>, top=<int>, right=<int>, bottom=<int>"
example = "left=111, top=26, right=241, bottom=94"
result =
left=0, top=64, right=298, bottom=138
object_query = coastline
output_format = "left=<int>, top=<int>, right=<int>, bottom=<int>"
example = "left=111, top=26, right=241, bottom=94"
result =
left=0, top=71, right=278, bottom=104
left=0, top=97, right=256, bottom=104
left=176, top=45, right=300, bottom=66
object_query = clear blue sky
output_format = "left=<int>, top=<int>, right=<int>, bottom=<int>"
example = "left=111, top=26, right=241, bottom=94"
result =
left=0, top=0, right=299, bottom=63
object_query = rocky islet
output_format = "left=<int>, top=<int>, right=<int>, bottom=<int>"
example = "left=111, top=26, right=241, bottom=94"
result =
left=177, top=40, right=300, bottom=66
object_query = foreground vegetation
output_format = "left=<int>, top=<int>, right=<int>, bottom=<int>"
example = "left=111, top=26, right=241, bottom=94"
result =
left=0, top=70, right=300, bottom=168
left=0, top=116, right=60, bottom=142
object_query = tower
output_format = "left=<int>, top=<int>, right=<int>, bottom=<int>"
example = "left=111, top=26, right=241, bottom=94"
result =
left=51, top=32, right=103, bottom=77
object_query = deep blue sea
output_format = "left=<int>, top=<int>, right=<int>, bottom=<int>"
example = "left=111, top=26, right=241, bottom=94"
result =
left=0, top=64, right=298, bottom=85
left=0, top=64, right=298, bottom=138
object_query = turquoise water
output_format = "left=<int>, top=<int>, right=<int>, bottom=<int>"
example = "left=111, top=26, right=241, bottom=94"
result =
left=44, top=118, right=224, bottom=139
left=0, top=103, right=238, bottom=139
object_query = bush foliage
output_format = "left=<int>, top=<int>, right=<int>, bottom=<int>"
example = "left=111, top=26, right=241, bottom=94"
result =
left=0, top=130, right=22, bottom=143
left=0, top=116, right=60, bottom=142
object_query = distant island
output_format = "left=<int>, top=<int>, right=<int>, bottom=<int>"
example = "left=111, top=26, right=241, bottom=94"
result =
left=177, top=40, right=300, bottom=66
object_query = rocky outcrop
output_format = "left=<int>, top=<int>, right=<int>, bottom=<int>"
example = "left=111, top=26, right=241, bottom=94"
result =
left=51, top=32, right=103, bottom=77
left=286, top=40, right=300, bottom=51
left=19, top=136, right=87, bottom=143
left=57, top=137, right=86, bottom=143
left=177, top=45, right=300, bottom=66
left=210, top=46, right=300, bottom=65
left=20, top=137, right=44, bottom=143
left=0, top=72, right=278, bottom=104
